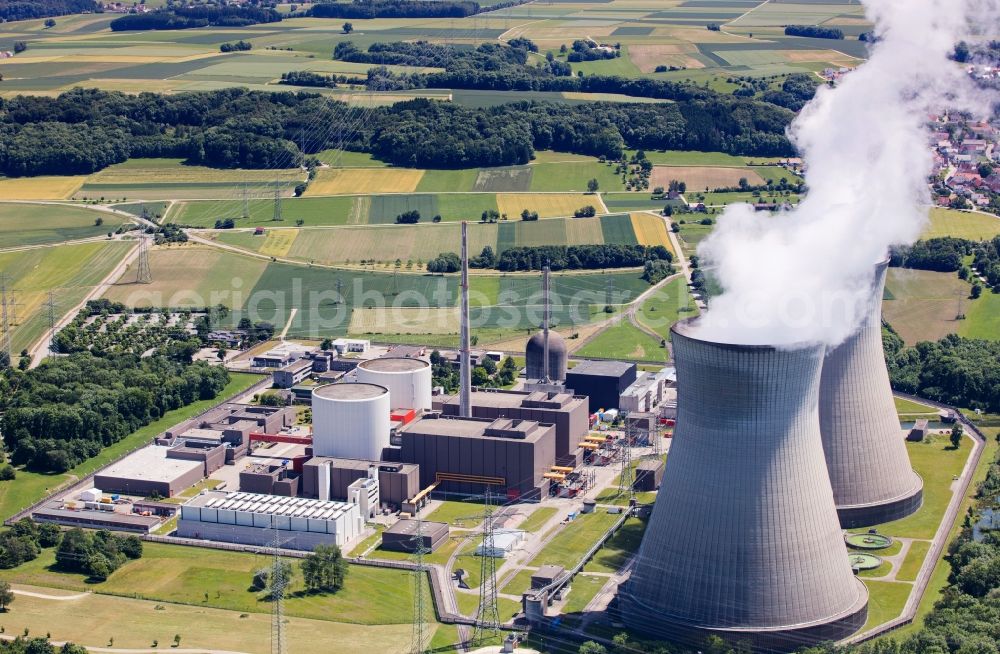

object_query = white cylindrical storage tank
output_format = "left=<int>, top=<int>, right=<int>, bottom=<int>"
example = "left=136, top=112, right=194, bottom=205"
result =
left=312, top=382, right=391, bottom=460
left=354, top=357, right=432, bottom=411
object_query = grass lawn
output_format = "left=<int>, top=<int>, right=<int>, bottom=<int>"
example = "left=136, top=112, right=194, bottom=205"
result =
left=862, top=580, right=912, bottom=631
left=517, top=507, right=559, bottom=533
left=169, top=195, right=357, bottom=227
left=575, top=319, right=668, bottom=363
left=635, top=275, right=699, bottom=338
left=500, top=568, right=535, bottom=597
left=894, top=396, right=938, bottom=415
left=315, top=150, right=390, bottom=167
left=626, top=150, right=746, bottom=166
left=560, top=574, right=609, bottom=620
left=529, top=161, right=624, bottom=193
left=582, top=518, right=647, bottom=575
left=923, top=208, right=1000, bottom=240
left=0, top=373, right=259, bottom=521
left=0, top=541, right=421, bottom=626
left=453, top=591, right=521, bottom=622
left=525, top=511, right=621, bottom=571
left=424, top=499, right=488, bottom=527
left=896, top=540, right=932, bottom=583
left=882, top=268, right=970, bottom=345
left=0, top=202, right=127, bottom=249
left=370, top=531, right=462, bottom=567
left=874, top=436, right=970, bottom=540
left=0, top=586, right=412, bottom=654
left=960, top=287, right=1000, bottom=341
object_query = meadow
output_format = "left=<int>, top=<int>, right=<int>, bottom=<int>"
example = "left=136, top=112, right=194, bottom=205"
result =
left=0, top=202, right=127, bottom=249
left=923, top=208, right=1000, bottom=240
left=882, top=268, right=971, bottom=345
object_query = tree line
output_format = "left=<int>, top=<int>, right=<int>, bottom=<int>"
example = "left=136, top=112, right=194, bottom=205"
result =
left=784, top=25, right=844, bottom=40
left=0, top=639, right=87, bottom=654
left=308, top=0, right=530, bottom=19
left=0, top=352, right=230, bottom=473
left=0, top=87, right=794, bottom=176
left=0, top=0, right=97, bottom=22
left=109, top=4, right=281, bottom=31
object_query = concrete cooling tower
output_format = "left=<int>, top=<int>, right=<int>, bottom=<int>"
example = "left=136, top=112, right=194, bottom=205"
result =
left=621, top=320, right=868, bottom=652
left=819, top=260, right=922, bottom=527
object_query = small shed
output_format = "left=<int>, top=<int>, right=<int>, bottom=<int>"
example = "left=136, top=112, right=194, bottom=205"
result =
left=907, top=419, right=929, bottom=442
left=633, top=459, right=665, bottom=492
left=531, top=564, right=565, bottom=590
left=380, top=519, right=449, bottom=553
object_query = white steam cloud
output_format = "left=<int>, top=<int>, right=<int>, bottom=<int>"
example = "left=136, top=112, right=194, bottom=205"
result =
left=691, top=0, right=999, bottom=346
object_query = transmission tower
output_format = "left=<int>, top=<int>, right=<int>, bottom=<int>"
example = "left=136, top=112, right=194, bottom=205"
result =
left=140, top=203, right=151, bottom=222
left=605, top=276, right=615, bottom=311
left=273, top=189, right=283, bottom=222
left=269, top=520, right=289, bottom=654
left=335, top=277, right=344, bottom=304
left=409, top=518, right=431, bottom=654
left=618, top=414, right=635, bottom=499
left=242, top=183, right=250, bottom=220
left=0, top=273, right=10, bottom=362
left=473, top=487, right=501, bottom=645
left=651, top=412, right=662, bottom=458
left=136, top=235, right=152, bottom=284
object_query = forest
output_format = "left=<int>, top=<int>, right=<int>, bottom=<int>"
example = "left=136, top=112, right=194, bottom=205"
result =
left=0, top=0, right=96, bottom=21
left=496, top=244, right=672, bottom=272
left=783, top=25, right=844, bottom=39
left=0, top=88, right=794, bottom=175
left=885, top=329, right=1000, bottom=412
left=308, top=0, right=529, bottom=19
left=890, top=237, right=976, bottom=272
left=0, top=353, right=230, bottom=473
left=109, top=4, right=282, bottom=31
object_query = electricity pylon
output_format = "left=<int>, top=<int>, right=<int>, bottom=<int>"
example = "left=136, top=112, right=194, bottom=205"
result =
left=473, top=487, right=501, bottom=645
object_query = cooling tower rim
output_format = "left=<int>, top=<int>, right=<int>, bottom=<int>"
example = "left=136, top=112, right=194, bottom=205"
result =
left=624, top=577, right=869, bottom=634
left=357, top=357, right=430, bottom=374
left=671, top=318, right=825, bottom=352
left=313, top=382, right=389, bottom=401
left=836, top=469, right=923, bottom=511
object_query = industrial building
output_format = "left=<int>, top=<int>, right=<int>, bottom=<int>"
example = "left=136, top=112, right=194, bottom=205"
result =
left=398, top=414, right=557, bottom=499
left=819, top=260, right=923, bottom=527
left=436, top=389, right=589, bottom=467
left=239, top=462, right=300, bottom=497
left=312, top=383, right=392, bottom=461
left=622, top=321, right=868, bottom=651
left=163, top=403, right=296, bottom=463
left=301, top=457, right=419, bottom=509
left=619, top=368, right=676, bottom=414
left=380, top=519, right=449, bottom=553
left=94, top=446, right=207, bottom=497
left=273, top=359, right=313, bottom=389
left=565, top=360, right=637, bottom=412
left=177, top=490, right=363, bottom=550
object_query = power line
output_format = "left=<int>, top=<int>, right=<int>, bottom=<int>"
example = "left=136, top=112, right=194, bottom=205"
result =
left=270, top=519, right=290, bottom=654
left=0, top=273, right=10, bottom=361
left=273, top=188, right=283, bottom=222
left=44, top=291, right=57, bottom=355
left=618, top=414, right=635, bottom=500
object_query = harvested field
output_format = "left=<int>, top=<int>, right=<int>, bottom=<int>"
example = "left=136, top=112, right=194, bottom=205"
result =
left=564, top=217, right=607, bottom=246
left=283, top=223, right=497, bottom=264
left=628, top=44, right=705, bottom=72
left=650, top=166, right=765, bottom=190
left=256, top=229, right=299, bottom=258
left=473, top=166, right=533, bottom=192
left=496, top=193, right=591, bottom=219
left=306, top=168, right=425, bottom=196
left=0, top=175, right=87, bottom=200
left=883, top=268, right=970, bottom=345
left=630, top=212, right=673, bottom=249
left=349, top=306, right=459, bottom=335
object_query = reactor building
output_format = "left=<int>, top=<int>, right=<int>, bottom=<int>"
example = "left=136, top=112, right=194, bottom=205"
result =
left=621, top=320, right=868, bottom=651
left=819, top=260, right=923, bottom=527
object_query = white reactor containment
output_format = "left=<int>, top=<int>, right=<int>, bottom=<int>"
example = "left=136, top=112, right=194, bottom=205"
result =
left=311, top=382, right=390, bottom=461
left=353, top=357, right=432, bottom=411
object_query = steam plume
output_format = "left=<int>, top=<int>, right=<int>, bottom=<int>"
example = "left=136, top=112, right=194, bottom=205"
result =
left=692, top=0, right=998, bottom=346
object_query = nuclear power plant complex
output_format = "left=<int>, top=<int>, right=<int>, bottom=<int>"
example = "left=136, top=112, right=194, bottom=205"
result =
left=31, top=228, right=937, bottom=654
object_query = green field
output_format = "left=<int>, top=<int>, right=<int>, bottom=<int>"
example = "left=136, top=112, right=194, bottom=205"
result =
left=896, top=540, right=932, bottom=583
left=635, top=276, right=699, bottom=338
left=0, top=373, right=259, bottom=521
left=582, top=518, right=647, bottom=575
left=862, top=580, right=912, bottom=632
left=529, top=161, right=625, bottom=193
left=169, top=196, right=357, bottom=227
left=524, top=510, right=621, bottom=571
left=0, top=239, right=133, bottom=353
left=517, top=506, right=559, bottom=533
left=883, top=268, right=974, bottom=345
left=0, top=202, right=128, bottom=249
left=923, top=208, right=1000, bottom=240
left=575, top=318, right=667, bottom=362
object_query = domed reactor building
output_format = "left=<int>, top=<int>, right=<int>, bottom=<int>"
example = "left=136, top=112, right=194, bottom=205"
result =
left=525, top=330, right=567, bottom=382
left=621, top=320, right=868, bottom=652
left=819, top=259, right=923, bottom=527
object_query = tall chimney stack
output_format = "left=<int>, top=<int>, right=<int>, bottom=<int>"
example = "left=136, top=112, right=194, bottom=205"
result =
left=541, top=264, right=551, bottom=383
left=459, top=221, right=471, bottom=417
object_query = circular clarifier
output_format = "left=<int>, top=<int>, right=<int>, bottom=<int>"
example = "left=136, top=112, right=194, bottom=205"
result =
left=849, top=553, right=883, bottom=572
left=845, top=532, right=893, bottom=550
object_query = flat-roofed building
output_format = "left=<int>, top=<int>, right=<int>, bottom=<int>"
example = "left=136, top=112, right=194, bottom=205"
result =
left=273, top=359, right=313, bottom=389
left=177, top=490, right=362, bottom=550
left=300, top=457, right=418, bottom=509
left=436, top=388, right=588, bottom=467
left=565, top=360, right=637, bottom=412
left=94, top=446, right=204, bottom=497
left=381, top=519, right=449, bottom=553
left=398, top=415, right=557, bottom=499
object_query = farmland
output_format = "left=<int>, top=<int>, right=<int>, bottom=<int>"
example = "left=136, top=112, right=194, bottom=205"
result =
left=923, top=208, right=1000, bottom=240
left=0, top=240, right=134, bottom=353
left=882, top=268, right=971, bottom=345
left=0, top=202, right=128, bottom=249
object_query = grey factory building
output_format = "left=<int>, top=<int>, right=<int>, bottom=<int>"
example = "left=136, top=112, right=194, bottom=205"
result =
left=163, top=403, right=296, bottom=463
left=398, top=414, right=557, bottom=500
left=565, top=360, right=637, bottom=412
left=380, top=519, right=449, bottom=553
left=819, top=260, right=923, bottom=527
left=621, top=321, right=867, bottom=652
left=300, top=457, right=420, bottom=509
left=94, top=446, right=208, bottom=497
left=436, top=388, right=589, bottom=467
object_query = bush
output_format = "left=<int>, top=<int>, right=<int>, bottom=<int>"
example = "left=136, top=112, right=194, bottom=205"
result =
left=0, top=465, right=14, bottom=481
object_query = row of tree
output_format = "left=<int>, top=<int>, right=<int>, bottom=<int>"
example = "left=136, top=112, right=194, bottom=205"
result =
left=495, top=244, right=673, bottom=272
left=308, top=0, right=529, bottom=19
left=54, top=527, right=143, bottom=581
left=109, top=5, right=281, bottom=31
left=0, top=638, right=87, bottom=654
left=1, top=352, right=230, bottom=473
left=784, top=25, right=844, bottom=40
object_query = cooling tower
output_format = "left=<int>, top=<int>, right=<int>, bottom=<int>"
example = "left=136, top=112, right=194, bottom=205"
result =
left=621, top=320, right=868, bottom=652
left=819, top=260, right=922, bottom=528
